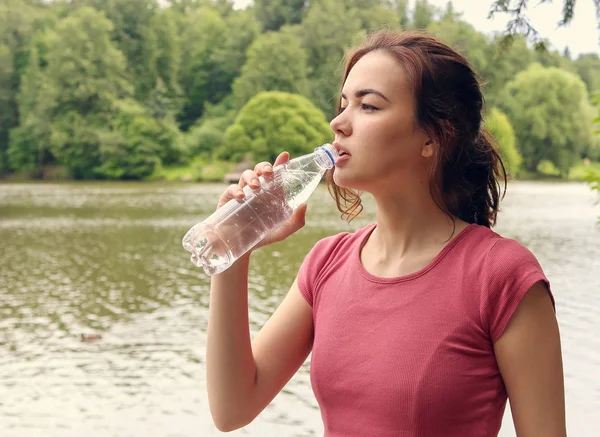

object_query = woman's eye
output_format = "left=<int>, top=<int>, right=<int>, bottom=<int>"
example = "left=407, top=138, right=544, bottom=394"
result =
left=338, top=104, right=379, bottom=113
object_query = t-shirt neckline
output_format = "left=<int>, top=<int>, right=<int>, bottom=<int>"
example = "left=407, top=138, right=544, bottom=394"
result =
left=355, top=222, right=477, bottom=284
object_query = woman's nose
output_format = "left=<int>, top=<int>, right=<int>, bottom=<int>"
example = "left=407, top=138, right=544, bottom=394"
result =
left=330, top=110, right=351, bottom=136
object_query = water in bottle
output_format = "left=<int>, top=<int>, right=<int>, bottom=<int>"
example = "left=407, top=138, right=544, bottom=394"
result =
left=182, top=143, right=339, bottom=276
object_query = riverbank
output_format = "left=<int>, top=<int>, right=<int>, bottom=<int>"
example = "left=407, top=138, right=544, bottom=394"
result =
left=2, top=159, right=600, bottom=184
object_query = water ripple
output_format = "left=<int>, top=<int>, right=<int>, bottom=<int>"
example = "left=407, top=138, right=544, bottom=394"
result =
left=0, top=181, right=598, bottom=437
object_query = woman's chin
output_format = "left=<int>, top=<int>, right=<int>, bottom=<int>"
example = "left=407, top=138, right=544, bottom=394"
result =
left=333, top=170, right=361, bottom=190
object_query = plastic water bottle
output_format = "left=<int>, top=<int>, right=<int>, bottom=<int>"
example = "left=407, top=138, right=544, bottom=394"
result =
left=182, top=143, right=339, bottom=276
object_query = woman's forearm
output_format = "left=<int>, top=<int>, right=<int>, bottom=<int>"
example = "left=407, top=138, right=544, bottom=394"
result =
left=205, top=253, right=257, bottom=431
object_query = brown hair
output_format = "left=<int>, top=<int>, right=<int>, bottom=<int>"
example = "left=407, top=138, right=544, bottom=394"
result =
left=326, top=30, right=506, bottom=228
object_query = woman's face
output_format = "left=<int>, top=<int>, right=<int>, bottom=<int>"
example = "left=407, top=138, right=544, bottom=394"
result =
left=330, top=50, right=434, bottom=195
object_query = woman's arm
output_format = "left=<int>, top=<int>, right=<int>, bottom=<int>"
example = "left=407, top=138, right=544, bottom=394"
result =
left=206, top=260, right=314, bottom=432
left=494, top=281, right=566, bottom=437
left=205, top=151, right=314, bottom=431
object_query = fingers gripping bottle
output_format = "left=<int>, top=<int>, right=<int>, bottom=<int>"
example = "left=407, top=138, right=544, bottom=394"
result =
left=182, top=143, right=339, bottom=276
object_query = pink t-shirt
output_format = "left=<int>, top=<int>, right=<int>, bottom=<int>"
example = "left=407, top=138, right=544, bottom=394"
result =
left=297, top=223, right=552, bottom=437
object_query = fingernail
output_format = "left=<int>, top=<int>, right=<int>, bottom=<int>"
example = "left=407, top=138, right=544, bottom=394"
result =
left=263, top=164, right=271, bottom=171
left=237, top=190, right=244, bottom=196
left=251, top=178, right=259, bottom=186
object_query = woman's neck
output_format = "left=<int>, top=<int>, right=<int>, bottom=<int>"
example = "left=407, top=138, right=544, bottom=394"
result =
left=368, top=191, right=467, bottom=261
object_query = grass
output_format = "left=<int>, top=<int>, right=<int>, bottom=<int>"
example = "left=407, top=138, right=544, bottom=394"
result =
left=5, top=158, right=598, bottom=184
left=148, top=157, right=235, bottom=182
left=516, top=160, right=600, bottom=182
left=568, top=161, right=600, bottom=181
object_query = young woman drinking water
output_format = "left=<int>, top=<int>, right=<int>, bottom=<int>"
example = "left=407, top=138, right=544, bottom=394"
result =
left=204, top=30, right=566, bottom=437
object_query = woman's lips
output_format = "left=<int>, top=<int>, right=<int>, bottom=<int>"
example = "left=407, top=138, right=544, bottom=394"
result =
left=335, top=153, right=351, bottom=166
left=333, top=142, right=351, bottom=166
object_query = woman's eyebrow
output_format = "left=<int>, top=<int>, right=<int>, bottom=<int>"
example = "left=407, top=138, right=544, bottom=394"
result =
left=340, top=89, right=391, bottom=103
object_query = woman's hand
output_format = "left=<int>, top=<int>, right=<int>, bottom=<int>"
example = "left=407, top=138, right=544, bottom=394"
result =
left=216, top=151, right=308, bottom=251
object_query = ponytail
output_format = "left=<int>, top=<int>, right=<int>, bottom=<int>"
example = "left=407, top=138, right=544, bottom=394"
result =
left=431, top=128, right=506, bottom=228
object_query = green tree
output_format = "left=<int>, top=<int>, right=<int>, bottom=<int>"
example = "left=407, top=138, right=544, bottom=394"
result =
left=427, top=17, right=489, bottom=76
left=186, top=117, right=229, bottom=158
left=7, top=44, right=51, bottom=173
left=97, top=99, right=181, bottom=178
left=396, top=0, right=410, bottom=27
left=302, top=0, right=362, bottom=118
left=441, top=1, right=460, bottom=21
left=217, top=91, right=332, bottom=163
left=481, top=35, right=533, bottom=107
left=0, top=43, right=13, bottom=173
left=533, top=46, right=577, bottom=72
left=209, top=8, right=260, bottom=105
left=490, top=0, right=599, bottom=219
left=81, top=0, right=160, bottom=101
left=232, top=32, right=309, bottom=109
left=583, top=92, right=600, bottom=160
left=485, top=107, right=521, bottom=176
left=178, top=6, right=232, bottom=129
left=489, top=1, right=599, bottom=47
left=36, top=7, right=133, bottom=179
left=500, top=63, right=594, bottom=175
left=166, top=0, right=234, bottom=15
left=412, top=0, right=435, bottom=30
left=151, top=7, right=182, bottom=104
left=344, top=1, right=399, bottom=31
left=573, top=53, right=600, bottom=94
left=0, top=0, right=51, bottom=175
left=586, top=93, right=600, bottom=222
left=254, top=0, right=307, bottom=31
left=594, top=93, right=600, bottom=133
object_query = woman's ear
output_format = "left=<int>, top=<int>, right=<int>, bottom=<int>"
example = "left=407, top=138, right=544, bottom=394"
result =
left=421, top=139, right=435, bottom=158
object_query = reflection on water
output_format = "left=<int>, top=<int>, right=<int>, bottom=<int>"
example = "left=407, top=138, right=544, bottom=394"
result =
left=0, top=181, right=598, bottom=437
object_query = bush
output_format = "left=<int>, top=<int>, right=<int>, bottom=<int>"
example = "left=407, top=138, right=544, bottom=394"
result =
left=216, top=91, right=331, bottom=163
left=499, top=63, right=593, bottom=175
left=194, top=158, right=234, bottom=182
left=186, top=117, right=229, bottom=158
left=96, top=100, right=171, bottom=179
left=485, top=107, right=522, bottom=177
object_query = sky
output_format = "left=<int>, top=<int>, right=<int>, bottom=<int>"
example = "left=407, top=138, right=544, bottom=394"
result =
left=233, top=0, right=600, bottom=57
left=424, top=0, right=600, bottom=57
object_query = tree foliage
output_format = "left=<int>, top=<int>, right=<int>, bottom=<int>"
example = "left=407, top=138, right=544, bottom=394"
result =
left=0, top=0, right=51, bottom=173
left=0, top=0, right=598, bottom=181
left=302, top=0, right=362, bottom=118
left=488, top=0, right=594, bottom=48
left=500, top=64, right=594, bottom=175
left=79, top=0, right=161, bottom=101
left=573, top=54, right=600, bottom=94
left=254, top=0, right=306, bottom=31
left=428, top=15, right=489, bottom=75
left=31, top=7, right=133, bottom=178
left=485, top=107, right=521, bottom=176
left=217, top=91, right=332, bottom=163
left=178, top=6, right=258, bottom=130
left=413, top=0, right=436, bottom=30
left=232, top=31, right=309, bottom=109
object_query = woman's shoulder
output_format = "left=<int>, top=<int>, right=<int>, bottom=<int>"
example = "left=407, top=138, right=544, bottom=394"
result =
left=309, top=223, right=375, bottom=255
left=465, top=224, right=542, bottom=266
left=466, top=226, right=553, bottom=342
left=461, top=224, right=536, bottom=260
left=297, top=223, right=374, bottom=306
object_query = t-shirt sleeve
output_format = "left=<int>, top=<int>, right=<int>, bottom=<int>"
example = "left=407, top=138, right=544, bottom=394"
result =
left=297, top=233, right=347, bottom=307
left=481, top=238, right=554, bottom=343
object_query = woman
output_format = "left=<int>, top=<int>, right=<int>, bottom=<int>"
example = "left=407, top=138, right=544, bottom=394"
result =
left=206, top=30, right=566, bottom=436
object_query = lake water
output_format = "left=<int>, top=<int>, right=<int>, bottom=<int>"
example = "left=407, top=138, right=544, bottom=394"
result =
left=0, top=181, right=598, bottom=437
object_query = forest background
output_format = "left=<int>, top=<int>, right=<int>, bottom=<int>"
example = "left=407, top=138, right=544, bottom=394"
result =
left=1, top=0, right=599, bottom=189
